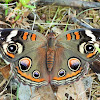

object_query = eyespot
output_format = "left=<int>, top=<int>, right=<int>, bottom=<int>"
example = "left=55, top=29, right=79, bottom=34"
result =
left=85, top=44, right=95, bottom=53
left=7, top=43, right=18, bottom=53
left=68, top=58, right=81, bottom=71
left=58, top=69, right=66, bottom=77
left=32, top=70, right=40, bottom=79
left=19, top=57, right=31, bottom=71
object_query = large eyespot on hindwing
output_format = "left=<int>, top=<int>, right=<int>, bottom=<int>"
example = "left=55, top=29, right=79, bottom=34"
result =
left=68, top=57, right=81, bottom=71
left=32, top=70, right=40, bottom=79
left=19, top=57, right=31, bottom=72
left=58, top=69, right=66, bottom=77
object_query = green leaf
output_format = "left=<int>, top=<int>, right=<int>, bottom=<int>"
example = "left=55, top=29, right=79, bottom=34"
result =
left=16, top=84, right=20, bottom=100
left=5, top=2, right=8, bottom=16
left=5, top=9, right=8, bottom=16
left=15, top=15, right=20, bottom=21
left=19, top=0, right=30, bottom=6
left=24, top=5, right=36, bottom=9
left=5, top=0, right=13, bottom=3
left=46, top=21, right=51, bottom=23
left=64, top=18, right=70, bottom=32
left=95, top=46, right=100, bottom=53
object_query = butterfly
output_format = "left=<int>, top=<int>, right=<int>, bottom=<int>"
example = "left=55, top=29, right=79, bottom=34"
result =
left=0, top=28, right=99, bottom=87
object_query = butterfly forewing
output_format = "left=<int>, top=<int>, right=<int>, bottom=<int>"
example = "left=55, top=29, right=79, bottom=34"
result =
left=0, top=29, right=47, bottom=62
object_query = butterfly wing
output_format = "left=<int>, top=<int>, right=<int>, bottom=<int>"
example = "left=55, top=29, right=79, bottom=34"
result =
left=0, top=29, right=48, bottom=86
left=13, top=47, right=49, bottom=86
left=0, top=29, right=46, bottom=61
left=51, top=29, right=100, bottom=85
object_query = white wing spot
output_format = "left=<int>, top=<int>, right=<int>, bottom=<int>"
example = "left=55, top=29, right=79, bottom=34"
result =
left=6, top=30, right=18, bottom=42
left=16, top=43, right=23, bottom=54
left=0, top=31, right=2, bottom=37
left=79, top=42, right=86, bottom=54
left=85, top=30, right=96, bottom=41
left=3, top=43, right=8, bottom=53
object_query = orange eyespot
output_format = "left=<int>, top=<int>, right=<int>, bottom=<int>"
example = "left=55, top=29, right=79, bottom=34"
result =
left=68, top=58, right=81, bottom=71
left=19, top=57, right=31, bottom=71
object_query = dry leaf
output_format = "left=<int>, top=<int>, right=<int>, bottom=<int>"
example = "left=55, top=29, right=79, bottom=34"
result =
left=31, top=84, right=57, bottom=100
left=0, top=21, right=11, bottom=27
left=0, top=64, right=10, bottom=79
left=56, top=79, right=87, bottom=100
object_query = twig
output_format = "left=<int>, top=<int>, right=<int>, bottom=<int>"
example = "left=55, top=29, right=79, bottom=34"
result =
left=0, top=79, right=7, bottom=87
left=37, top=0, right=100, bottom=8
left=0, top=2, right=17, bottom=6
left=70, top=15, right=93, bottom=28
left=0, top=74, right=13, bottom=96
left=0, top=88, right=7, bottom=96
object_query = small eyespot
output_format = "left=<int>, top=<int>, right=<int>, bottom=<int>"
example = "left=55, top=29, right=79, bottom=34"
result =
left=85, top=44, right=95, bottom=53
left=68, top=58, right=81, bottom=71
left=7, top=43, right=17, bottom=53
left=19, top=57, right=31, bottom=71
left=58, top=69, right=66, bottom=77
left=32, top=70, right=40, bottom=79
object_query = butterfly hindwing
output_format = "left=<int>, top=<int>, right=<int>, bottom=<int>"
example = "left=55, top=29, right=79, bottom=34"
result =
left=13, top=47, right=49, bottom=86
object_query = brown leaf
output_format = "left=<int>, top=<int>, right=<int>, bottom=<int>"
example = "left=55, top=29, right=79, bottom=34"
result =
left=31, top=84, right=57, bottom=100
left=0, top=64, right=11, bottom=79
left=56, top=79, right=87, bottom=100
left=90, top=60, right=100, bottom=73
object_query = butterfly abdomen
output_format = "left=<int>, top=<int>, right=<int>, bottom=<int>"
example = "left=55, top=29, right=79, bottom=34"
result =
left=47, top=32, right=56, bottom=71
left=47, top=48, right=55, bottom=71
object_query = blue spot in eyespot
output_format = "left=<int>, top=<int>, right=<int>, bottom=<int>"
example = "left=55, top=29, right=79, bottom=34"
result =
left=58, top=69, right=66, bottom=77
left=34, top=72, right=39, bottom=77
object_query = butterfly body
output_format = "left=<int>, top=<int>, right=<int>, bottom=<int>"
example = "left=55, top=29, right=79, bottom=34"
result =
left=46, top=32, right=56, bottom=71
left=0, top=28, right=99, bottom=87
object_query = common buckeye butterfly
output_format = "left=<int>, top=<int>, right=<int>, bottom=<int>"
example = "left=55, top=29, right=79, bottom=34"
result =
left=0, top=28, right=99, bottom=87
